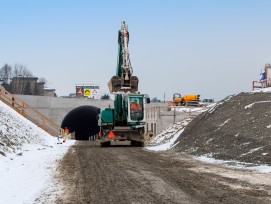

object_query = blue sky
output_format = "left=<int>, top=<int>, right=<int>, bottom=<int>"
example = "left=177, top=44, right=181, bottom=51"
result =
left=0, top=0, right=270, bottom=101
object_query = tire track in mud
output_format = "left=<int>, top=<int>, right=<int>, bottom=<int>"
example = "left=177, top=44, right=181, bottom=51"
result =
left=42, top=141, right=271, bottom=204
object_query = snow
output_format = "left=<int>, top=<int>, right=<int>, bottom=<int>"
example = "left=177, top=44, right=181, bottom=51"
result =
left=196, top=155, right=271, bottom=173
left=241, top=147, right=264, bottom=156
left=252, top=87, right=271, bottom=93
left=0, top=100, right=75, bottom=203
left=145, top=117, right=193, bottom=151
left=145, top=129, right=183, bottom=151
left=244, top=101, right=271, bottom=109
left=219, top=118, right=231, bottom=127
left=172, top=106, right=207, bottom=113
left=207, top=102, right=221, bottom=114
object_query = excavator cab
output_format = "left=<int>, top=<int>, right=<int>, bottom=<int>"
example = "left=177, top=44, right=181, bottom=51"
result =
left=127, top=94, right=145, bottom=123
left=173, top=93, right=182, bottom=106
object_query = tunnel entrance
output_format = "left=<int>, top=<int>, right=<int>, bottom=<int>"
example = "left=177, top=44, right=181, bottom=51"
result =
left=61, top=105, right=100, bottom=140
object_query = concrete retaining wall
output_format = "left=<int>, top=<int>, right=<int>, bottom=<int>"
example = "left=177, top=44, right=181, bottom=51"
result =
left=15, top=95, right=199, bottom=137
left=15, top=95, right=114, bottom=126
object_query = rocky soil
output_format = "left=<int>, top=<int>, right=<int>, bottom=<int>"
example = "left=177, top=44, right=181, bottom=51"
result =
left=173, top=92, right=271, bottom=165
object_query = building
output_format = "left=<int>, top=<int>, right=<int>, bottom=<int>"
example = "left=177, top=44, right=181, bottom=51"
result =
left=2, top=76, right=56, bottom=97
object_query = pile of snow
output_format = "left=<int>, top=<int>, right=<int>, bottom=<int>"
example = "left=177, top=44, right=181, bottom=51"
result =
left=145, top=117, right=194, bottom=151
left=0, top=100, right=75, bottom=203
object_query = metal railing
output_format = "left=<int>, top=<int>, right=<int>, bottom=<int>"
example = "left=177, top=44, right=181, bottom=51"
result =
left=252, top=79, right=271, bottom=91
left=0, top=85, right=60, bottom=136
left=146, top=105, right=207, bottom=120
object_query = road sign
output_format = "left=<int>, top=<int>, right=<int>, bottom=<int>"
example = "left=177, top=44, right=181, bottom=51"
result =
left=76, top=87, right=84, bottom=96
left=92, top=89, right=98, bottom=95
left=75, top=84, right=100, bottom=98
left=84, top=88, right=91, bottom=96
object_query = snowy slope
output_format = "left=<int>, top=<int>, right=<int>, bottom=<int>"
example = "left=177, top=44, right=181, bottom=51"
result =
left=145, top=117, right=194, bottom=151
left=0, top=100, right=52, bottom=156
left=0, top=100, right=75, bottom=203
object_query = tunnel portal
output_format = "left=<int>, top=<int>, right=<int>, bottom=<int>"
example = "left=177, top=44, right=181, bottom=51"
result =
left=61, top=105, right=100, bottom=140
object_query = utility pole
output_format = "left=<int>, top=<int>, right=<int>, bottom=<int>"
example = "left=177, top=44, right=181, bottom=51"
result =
left=173, top=107, right=176, bottom=123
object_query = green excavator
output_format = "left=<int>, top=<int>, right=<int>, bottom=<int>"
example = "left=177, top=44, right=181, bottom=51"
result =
left=98, top=21, right=150, bottom=147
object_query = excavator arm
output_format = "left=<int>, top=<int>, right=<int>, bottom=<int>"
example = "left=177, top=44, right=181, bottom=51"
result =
left=108, top=21, right=138, bottom=93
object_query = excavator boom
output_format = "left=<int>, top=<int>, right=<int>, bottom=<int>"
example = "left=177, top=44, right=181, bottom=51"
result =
left=108, top=21, right=138, bottom=93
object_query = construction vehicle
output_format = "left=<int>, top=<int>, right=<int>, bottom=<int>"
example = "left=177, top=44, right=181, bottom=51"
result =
left=171, top=93, right=200, bottom=106
left=199, top=98, right=215, bottom=107
left=98, top=21, right=150, bottom=147
left=173, top=93, right=182, bottom=106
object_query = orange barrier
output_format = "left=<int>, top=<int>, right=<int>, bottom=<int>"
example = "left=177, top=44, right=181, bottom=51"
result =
left=0, top=85, right=60, bottom=136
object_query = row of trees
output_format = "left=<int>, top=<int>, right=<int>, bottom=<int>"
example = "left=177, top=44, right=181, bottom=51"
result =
left=0, top=63, right=47, bottom=85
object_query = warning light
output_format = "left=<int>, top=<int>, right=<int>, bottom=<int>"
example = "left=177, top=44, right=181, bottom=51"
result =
left=108, top=131, right=115, bottom=138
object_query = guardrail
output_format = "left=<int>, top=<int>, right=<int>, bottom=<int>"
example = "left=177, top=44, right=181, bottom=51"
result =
left=252, top=79, right=271, bottom=91
left=0, top=85, right=60, bottom=136
left=146, top=105, right=207, bottom=120
left=252, top=81, right=265, bottom=91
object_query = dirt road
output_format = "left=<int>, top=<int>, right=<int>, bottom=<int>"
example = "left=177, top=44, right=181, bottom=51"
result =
left=37, top=141, right=271, bottom=204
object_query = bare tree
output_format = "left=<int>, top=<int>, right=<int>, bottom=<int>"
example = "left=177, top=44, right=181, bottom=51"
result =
left=101, top=93, right=110, bottom=99
left=13, top=64, right=33, bottom=77
left=0, top=64, right=12, bottom=84
left=38, top=77, right=47, bottom=87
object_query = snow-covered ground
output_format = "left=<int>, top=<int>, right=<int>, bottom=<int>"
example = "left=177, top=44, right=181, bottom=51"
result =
left=0, top=100, right=75, bottom=203
left=196, top=155, right=271, bottom=173
left=252, top=86, right=271, bottom=93
left=172, top=106, right=209, bottom=113
left=145, top=117, right=193, bottom=151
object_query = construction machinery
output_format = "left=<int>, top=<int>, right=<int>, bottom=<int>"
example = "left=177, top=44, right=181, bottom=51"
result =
left=171, top=93, right=200, bottom=106
left=199, top=98, right=215, bottom=107
left=98, top=21, right=150, bottom=147
left=173, top=93, right=182, bottom=106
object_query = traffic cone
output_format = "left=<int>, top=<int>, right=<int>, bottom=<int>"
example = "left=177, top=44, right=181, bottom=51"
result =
left=108, top=131, right=115, bottom=138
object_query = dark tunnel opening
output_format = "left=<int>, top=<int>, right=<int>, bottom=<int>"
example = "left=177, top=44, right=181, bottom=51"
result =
left=61, top=105, right=100, bottom=140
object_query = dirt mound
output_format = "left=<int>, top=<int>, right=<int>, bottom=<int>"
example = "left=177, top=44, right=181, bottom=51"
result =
left=173, top=92, right=271, bottom=165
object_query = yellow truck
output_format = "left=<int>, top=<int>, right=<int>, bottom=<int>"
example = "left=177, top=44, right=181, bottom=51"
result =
left=172, top=93, right=200, bottom=106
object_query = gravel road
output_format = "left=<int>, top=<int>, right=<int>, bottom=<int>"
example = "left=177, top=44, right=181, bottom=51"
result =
left=36, top=141, right=271, bottom=204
